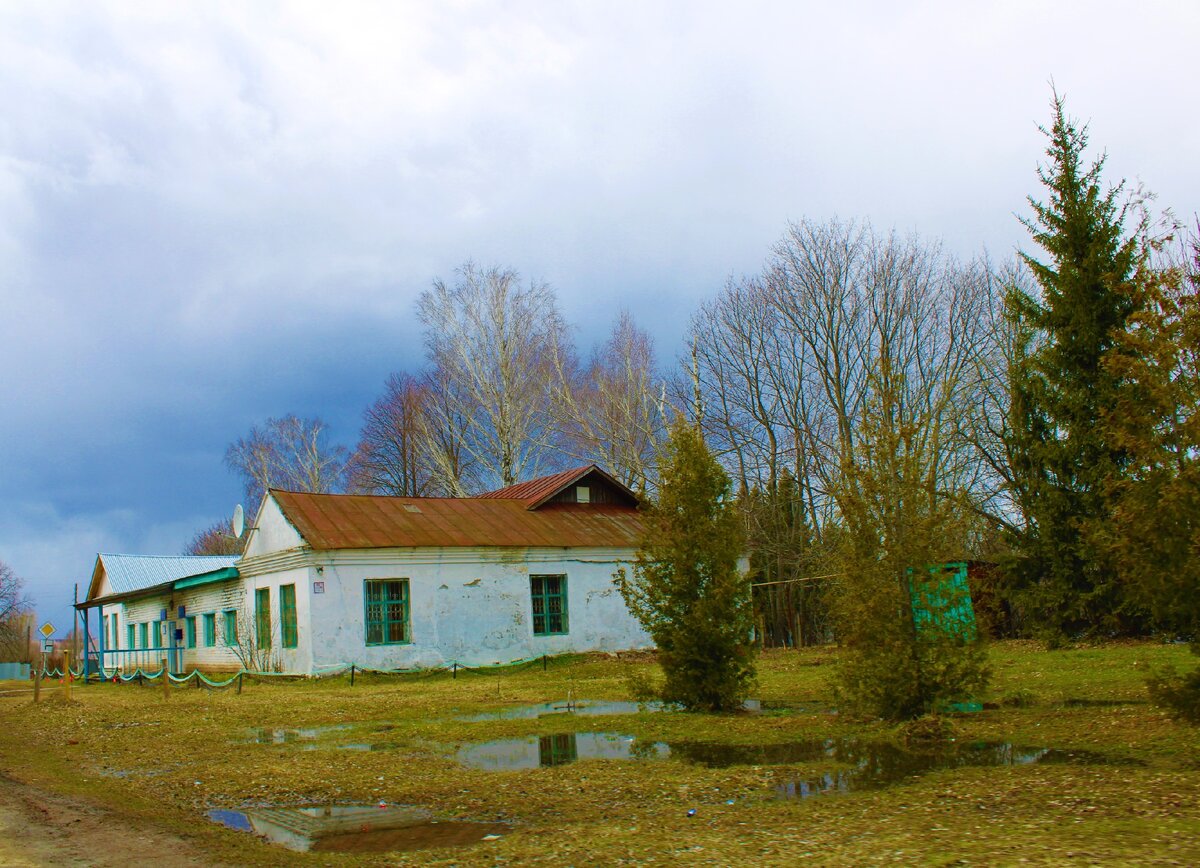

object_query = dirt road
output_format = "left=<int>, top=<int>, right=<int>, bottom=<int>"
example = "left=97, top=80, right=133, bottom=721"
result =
left=0, top=773, right=221, bottom=868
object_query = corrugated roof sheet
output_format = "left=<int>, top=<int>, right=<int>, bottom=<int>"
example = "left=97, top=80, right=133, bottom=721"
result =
left=97, top=554, right=240, bottom=595
left=477, top=465, right=597, bottom=507
left=478, top=464, right=638, bottom=509
left=271, top=490, right=644, bottom=551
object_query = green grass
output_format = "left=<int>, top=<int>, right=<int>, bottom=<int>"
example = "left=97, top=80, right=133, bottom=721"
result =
left=2, top=641, right=1198, bottom=865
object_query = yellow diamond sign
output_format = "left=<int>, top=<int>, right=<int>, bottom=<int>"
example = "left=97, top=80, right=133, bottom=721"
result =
left=39, top=622, right=55, bottom=639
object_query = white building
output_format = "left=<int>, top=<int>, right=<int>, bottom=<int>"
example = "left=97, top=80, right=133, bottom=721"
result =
left=81, top=465, right=653, bottom=675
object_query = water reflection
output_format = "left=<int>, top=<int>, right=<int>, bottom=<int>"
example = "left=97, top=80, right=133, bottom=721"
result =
left=243, top=725, right=350, bottom=745
left=457, top=731, right=1141, bottom=794
left=770, top=741, right=1143, bottom=799
left=458, top=732, right=669, bottom=770
left=207, top=804, right=508, bottom=853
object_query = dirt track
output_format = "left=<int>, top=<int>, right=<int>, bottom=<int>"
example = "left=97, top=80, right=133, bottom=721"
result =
left=0, top=773, right=220, bottom=868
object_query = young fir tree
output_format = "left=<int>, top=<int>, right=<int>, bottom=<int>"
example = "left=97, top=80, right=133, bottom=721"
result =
left=1003, top=94, right=1150, bottom=639
left=618, top=419, right=755, bottom=711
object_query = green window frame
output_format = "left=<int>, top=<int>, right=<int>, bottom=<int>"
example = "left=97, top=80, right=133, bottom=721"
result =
left=531, top=575, right=568, bottom=636
left=364, top=579, right=409, bottom=645
left=223, top=610, right=238, bottom=647
left=138, top=622, right=148, bottom=649
left=185, top=616, right=197, bottom=649
left=109, top=613, right=118, bottom=648
left=255, top=588, right=271, bottom=648
left=203, top=613, right=216, bottom=647
left=127, top=624, right=135, bottom=650
left=280, top=584, right=298, bottom=649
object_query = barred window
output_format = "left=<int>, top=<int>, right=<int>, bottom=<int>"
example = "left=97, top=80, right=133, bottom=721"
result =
left=364, top=579, right=409, bottom=645
left=530, top=575, right=568, bottom=636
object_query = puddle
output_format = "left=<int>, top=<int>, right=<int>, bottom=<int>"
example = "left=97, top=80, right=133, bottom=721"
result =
left=337, top=743, right=400, bottom=752
left=459, top=699, right=671, bottom=722
left=207, top=804, right=509, bottom=853
left=458, top=732, right=669, bottom=769
left=458, top=698, right=794, bottom=722
left=770, top=740, right=1144, bottom=799
left=242, top=725, right=350, bottom=745
left=457, top=732, right=1140, bottom=787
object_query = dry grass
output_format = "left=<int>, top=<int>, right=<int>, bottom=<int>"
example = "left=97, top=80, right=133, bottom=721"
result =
left=2, top=642, right=1199, bottom=865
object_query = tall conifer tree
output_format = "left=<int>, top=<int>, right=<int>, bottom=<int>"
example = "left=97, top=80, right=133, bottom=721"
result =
left=1004, top=94, right=1148, bottom=637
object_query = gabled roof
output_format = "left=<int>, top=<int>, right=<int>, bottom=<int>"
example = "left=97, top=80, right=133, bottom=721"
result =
left=478, top=464, right=638, bottom=509
left=270, top=488, right=643, bottom=551
left=86, top=554, right=240, bottom=603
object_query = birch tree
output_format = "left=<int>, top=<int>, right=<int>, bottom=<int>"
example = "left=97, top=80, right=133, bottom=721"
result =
left=224, top=415, right=349, bottom=509
left=417, top=262, right=572, bottom=492
left=558, top=311, right=665, bottom=492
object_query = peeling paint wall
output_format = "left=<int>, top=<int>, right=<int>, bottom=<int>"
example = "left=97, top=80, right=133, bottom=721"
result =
left=303, top=547, right=652, bottom=670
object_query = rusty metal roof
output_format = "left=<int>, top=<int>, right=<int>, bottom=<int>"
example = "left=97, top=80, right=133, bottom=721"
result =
left=478, top=464, right=638, bottom=509
left=271, top=489, right=645, bottom=551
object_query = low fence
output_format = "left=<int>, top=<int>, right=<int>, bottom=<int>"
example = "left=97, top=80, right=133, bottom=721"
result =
left=18, top=653, right=576, bottom=695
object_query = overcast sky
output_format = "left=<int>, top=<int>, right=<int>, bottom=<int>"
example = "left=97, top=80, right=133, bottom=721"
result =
left=2, top=1, right=1197, bottom=634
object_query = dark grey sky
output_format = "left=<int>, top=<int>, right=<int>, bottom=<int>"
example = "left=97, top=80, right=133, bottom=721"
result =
left=2, top=1, right=1197, bottom=632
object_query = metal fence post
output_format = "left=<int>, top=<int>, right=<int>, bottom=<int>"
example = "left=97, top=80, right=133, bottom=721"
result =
left=162, top=657, right=170, bottom=700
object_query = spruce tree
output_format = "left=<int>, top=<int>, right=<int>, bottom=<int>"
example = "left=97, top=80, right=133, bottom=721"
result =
left=618, top=419, right=756, bottom=711
left=1004, top=94, right=1149, bottom=638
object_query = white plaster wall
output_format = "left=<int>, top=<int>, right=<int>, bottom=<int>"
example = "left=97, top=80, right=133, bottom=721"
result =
left=305, top=547, right=653, bottom=670
left=243, top=497, right=304, bottom=558
left=243, top=567, right=314, bottom=673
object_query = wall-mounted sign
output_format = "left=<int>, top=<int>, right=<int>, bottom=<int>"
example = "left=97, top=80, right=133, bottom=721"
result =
left=313, top=581, right=325, bottom=594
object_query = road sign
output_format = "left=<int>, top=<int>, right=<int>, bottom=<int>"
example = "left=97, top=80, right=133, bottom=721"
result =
left=39, top=622, right=55, bottom=639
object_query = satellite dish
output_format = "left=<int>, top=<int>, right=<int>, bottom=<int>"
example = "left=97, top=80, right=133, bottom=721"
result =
left=232, top=504, right=245, bottom=539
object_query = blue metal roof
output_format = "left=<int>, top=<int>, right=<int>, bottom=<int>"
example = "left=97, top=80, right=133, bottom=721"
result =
left=95, top=553, right=240, bottom=596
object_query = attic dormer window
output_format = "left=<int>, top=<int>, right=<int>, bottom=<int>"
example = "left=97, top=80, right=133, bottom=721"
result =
left=576, top=485, right=590, bottom=503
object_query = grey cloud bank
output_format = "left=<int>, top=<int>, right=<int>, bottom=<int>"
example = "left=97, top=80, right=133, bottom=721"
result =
left=1, top=1, right=1197, bottom=630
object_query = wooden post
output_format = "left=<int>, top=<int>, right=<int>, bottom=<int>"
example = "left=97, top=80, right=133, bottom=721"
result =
left=236, top=673, right=243, bottom=695
left=63, top=650, right=72, bottom=702
left=33, top=666, right=41, bottom=704
left=162, top=657, right=170, bottom=700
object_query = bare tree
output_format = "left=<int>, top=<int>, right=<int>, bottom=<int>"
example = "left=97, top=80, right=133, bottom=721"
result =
left=224, top=415, right=350, bottom=509
left=417, top=261, right=572, bottom=492
left=558, top=311, right=666, bottom=491
left=0, top=560, right=31, bottom=661
left=347, top=372, right=440, bottom=497
left=184, top=519, right=243, bottom=555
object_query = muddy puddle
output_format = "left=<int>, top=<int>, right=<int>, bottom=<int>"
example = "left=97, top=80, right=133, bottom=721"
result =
left=458, top=699, right=671, bottom=721
left=458, top=732, right=669, bottom=769
left=207, top=804, right=509, bottom=853
left=770, top=741, right=1143, bottom=799
left=241, top=725, right=351, bottom=746
left=459, top=698, right=798, bottom=721
left=457, top=732, right=1140, bottom=795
